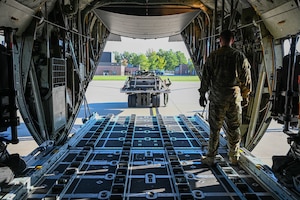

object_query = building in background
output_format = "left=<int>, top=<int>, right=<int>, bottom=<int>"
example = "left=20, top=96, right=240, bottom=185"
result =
left=174, top=64, right=195, bottom=75
left=95, top=52, right=125, bottom=75
left=125, top=64, right=140, bottom=75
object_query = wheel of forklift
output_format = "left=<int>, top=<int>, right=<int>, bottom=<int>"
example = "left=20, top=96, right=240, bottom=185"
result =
left=152, top=95, right=160, bottom=107
left=128, top=94, right=136, bottom=107
left=164, top=93, right=169, bottom=106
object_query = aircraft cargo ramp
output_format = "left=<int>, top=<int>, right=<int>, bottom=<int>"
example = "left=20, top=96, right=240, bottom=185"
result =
left=1, top=113, right=298, bottom=200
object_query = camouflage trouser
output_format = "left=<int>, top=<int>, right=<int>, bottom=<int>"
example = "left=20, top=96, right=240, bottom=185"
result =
left=207, top=100, right=242, bottom=158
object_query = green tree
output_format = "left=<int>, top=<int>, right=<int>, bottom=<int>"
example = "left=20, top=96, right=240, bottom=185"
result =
left=113, top=50, right=187, bottom=71
left=176, top=51, right=188, bottom=65
left=157, top=49, right=166, bottom=57
left=113, top=51, right=122, bottom=64
left=121, top=51, right=131, bottom=66
left=157, top=56, right=166, bottom=70
left=137, top=54, right=150, bottom=70
left=164, top=50, right=179, bottom=70
left=128, top=53, right=150, bottom=70
left=146, top=50, right=159, bottom=71
left=128, top=52, right=138, bottom=66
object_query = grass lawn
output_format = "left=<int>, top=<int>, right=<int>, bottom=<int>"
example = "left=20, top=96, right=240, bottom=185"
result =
left=93, top=75, right=199, bottom=81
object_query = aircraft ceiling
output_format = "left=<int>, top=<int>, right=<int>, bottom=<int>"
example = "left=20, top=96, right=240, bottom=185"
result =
left=91, top=0, right=300, bottom=40
left=89, top=1, right=209, bottom=39
left=94, top=9, right=201, bottom=39
left=5, top=0, right=299, bottom=39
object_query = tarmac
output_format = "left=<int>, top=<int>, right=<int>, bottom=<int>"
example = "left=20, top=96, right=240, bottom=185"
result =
left=6, top=80, right=290, bottom=167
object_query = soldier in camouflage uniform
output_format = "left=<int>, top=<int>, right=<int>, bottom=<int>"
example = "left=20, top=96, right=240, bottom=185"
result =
left=198, top=30, right=252, bottom=166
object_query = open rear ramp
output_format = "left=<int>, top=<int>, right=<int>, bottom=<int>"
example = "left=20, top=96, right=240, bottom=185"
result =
left=1, top=113, right=298, bottom=200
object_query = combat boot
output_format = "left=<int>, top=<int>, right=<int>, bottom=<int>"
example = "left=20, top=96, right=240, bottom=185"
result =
left=201, top=156, right=215, bottom=166
left=229, top=156, right=239, bottom=166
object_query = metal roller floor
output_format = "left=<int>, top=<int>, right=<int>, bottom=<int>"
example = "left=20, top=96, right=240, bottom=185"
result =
left=2, top=113, right=292, bottom=199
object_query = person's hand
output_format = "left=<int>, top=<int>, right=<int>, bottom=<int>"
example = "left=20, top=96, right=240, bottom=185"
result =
left=199, top=96, right=207, bottom=107
left=241, top=98, right=249, bottom=108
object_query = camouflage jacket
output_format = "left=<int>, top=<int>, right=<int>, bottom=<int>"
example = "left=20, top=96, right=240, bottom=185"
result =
left=199, top=46, right=252, bottom=103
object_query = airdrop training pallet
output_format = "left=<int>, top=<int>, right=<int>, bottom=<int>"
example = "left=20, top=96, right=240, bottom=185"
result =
left=1, top=113, right=298, bottom=200
left=120, top=71, right=171, bottom=107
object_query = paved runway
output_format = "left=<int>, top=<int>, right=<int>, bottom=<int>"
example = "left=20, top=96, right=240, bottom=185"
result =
left=7, top=80, right=290, bottom=167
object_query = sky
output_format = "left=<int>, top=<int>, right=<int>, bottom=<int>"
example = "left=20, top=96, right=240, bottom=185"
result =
left=104, top=36, right=191, bottom=58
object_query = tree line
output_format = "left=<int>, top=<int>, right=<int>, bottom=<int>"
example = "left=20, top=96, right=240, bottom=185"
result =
left=113, top=49, right=194, bottom=72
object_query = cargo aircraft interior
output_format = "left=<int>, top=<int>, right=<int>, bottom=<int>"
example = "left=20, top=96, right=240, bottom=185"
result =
left=1, top=0, right=300, bottom=199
